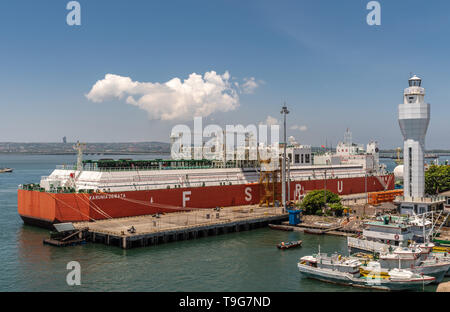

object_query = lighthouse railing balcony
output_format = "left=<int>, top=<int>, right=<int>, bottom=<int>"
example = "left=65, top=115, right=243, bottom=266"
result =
left=404, top=87, right=424, bottom=95
left=394, top=195, right=446, bottom=203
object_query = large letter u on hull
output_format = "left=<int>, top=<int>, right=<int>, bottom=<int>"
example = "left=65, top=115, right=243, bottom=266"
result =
left=337, top=181, right=344, bottom=194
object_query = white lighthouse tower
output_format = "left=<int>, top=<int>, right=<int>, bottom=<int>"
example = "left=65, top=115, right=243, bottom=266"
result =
left=395, top=75, right=444, bottom=216
left=399, top=75, right=429, bottom=198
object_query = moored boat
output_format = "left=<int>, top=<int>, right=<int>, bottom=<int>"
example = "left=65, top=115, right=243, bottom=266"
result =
left=304, top=228, right=325, bottom=235
left=298, top=252, right=435, bottom=291
left=355, top=246, right=450, bottom=283
left=347, top=218, right=414, bottom=254
left=269, top=224, right=293, bottom=231
left=277, top=240, right=302, bottom=249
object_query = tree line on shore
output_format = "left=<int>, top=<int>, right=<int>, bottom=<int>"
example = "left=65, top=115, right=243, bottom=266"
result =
left=425, top=164, right=450, bottom=195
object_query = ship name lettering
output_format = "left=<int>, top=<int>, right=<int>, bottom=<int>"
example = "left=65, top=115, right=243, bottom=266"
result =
left=89, top=193, right=126, bottom=200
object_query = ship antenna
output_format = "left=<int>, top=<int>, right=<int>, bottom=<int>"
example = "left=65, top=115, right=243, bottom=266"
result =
left=73, top=141, right=86, bottom=171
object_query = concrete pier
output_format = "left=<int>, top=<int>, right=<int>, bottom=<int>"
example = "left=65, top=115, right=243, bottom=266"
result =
left=74, top=205, right=288, bottom=249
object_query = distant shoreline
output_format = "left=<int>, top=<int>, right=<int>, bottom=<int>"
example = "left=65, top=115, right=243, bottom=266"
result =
left=0, top=152, right=171, bottom=155
left=0, top=142, right=171, bottom=155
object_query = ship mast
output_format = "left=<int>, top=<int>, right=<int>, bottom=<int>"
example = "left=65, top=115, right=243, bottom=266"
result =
left=73, top=141, right=86, bottom=171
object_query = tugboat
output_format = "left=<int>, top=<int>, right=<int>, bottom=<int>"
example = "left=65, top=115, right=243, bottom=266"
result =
left=298, top=248, right=435, bottom=291
left=277, top=240, right=302, bottom=250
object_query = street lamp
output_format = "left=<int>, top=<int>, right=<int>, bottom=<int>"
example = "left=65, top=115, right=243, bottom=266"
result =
left=280, top=104, right=289, bottom=212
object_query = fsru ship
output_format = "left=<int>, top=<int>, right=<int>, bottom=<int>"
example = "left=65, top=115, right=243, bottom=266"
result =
left=17, top=135, right=394, bottom=228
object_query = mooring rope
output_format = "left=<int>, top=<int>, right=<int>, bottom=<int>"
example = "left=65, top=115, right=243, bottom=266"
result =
left=45, top=192, right=96, bottom=222
left=46, top=192, right=130, bottom=229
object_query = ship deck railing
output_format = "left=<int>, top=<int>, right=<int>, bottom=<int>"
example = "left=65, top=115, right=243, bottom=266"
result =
left=56, top=163, right=261, bottom=172
left=53, top=164, right=388, bottom=179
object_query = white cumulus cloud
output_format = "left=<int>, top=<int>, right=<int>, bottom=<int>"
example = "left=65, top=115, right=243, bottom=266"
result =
left=290, top=124, right=308, bottom=131
left=260, top=115, right=279, bottom=126
left=86, top=71, right=248, bottom=121
left=241, top=77, right=259, bottom=94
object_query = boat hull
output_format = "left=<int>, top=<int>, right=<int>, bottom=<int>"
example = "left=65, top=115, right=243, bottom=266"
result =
left=413, top=263, right=450, bottom=284
left=18, top=174, right=395, bottom=228
left=361, top=263, right=450, bottom=284
left=298, top=264, right=434, bottom=291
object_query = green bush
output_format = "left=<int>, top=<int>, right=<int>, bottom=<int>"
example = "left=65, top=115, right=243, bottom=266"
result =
left=329, top=203, right=345, bottom=217
left=425, top=165, right=450, bottom=195
left=300, top=189, right=341, bottom=215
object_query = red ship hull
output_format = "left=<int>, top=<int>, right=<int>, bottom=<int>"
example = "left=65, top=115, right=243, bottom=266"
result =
left=18, top=174, right=394, bottom=228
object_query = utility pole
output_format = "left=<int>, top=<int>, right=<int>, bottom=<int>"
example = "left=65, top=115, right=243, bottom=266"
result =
left=287, top=160, right=291, bottom=202
left=324, top=169, right=327, bottom=210
left=365, top=172, right=368, bottom=204
left=281, top=104, right=289, bottom=212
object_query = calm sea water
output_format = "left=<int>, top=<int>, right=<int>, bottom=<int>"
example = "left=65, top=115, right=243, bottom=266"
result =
left=0, top=154, right=447, bottom=292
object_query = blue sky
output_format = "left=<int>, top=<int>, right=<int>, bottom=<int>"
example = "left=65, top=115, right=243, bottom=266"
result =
left=1, top=0, right=449, bottom=149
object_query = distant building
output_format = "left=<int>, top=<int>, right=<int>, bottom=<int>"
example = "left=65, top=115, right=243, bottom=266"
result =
left=63, top=136, right=67, bottom=144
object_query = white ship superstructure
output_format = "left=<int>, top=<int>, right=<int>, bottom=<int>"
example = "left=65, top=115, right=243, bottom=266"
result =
left=39, top=132, right=386, bottom=194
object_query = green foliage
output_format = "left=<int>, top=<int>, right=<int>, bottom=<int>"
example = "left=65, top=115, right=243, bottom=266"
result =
left=329, top=203, right=345, bottom=217
left=300, top=189, right=341, bottom=215
left=425, top=165, right=450, bottom=195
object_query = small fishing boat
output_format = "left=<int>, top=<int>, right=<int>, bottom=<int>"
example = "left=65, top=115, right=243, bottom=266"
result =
left=432, top=252, right=450, bottom=276
left=277, top=240, right=302, bottom=250
left=0, top=168, right=13, bottom=173
left=354, top=246, right=450, bottom=284
left=304, top=228, right=325, bottom=235
left=269, top=224, right=294, bottom=231
left=298, top=249, right=436, bottom=291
